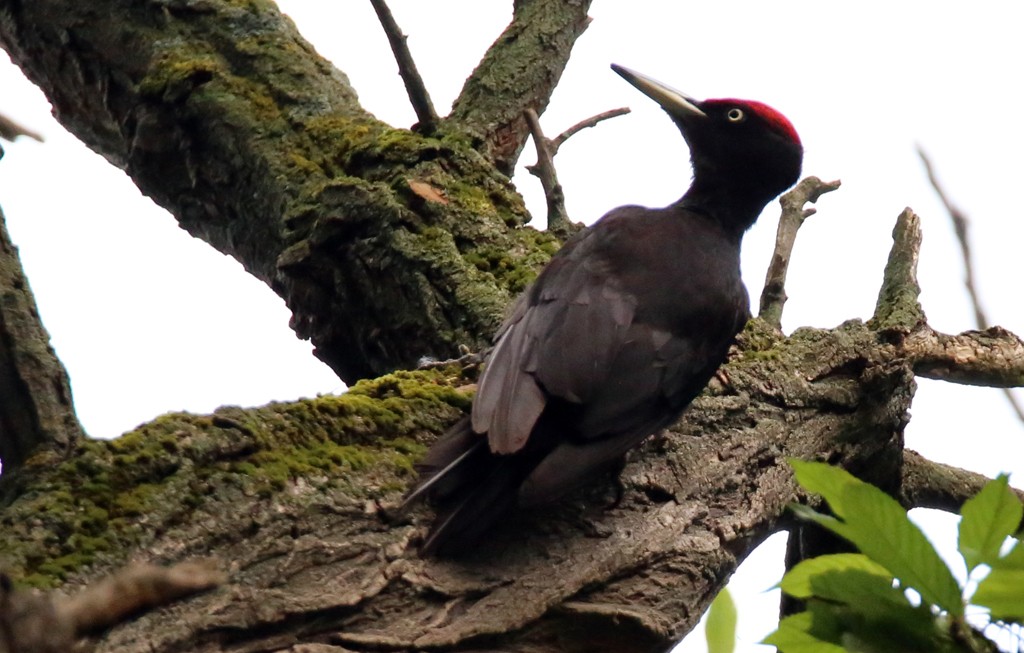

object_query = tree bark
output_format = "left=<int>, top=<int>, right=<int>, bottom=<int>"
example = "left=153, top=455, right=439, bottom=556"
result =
left=1, top=3, right=1023, bottom=653
left=0, top=204, right=82, bottom=472
left=0, top=0, right=583, bottom=382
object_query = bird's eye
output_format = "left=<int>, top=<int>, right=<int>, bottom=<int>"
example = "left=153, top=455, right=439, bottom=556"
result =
left=727, top=108, right=745, bottom=123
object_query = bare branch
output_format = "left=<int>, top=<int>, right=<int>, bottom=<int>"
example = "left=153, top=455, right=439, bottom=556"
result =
left=917, top=147, right=1024, bottom=424
left=0, top=561, right=223, bottom=652
left=0, top=112, right=43, bottom=142
left=758, top=176, right=841, bottom=328
left=871, top=207, right=926, bottom=332
left=369, top=0, right=438, bottom=132
left=906, top=325, right=1024, bottom=388
left=523, top=107, right=569, bottom=234
left=525, top=106, right=629, bottom=236
left=549, top=106, right=630, bottom=153
left=900, top=449, right=1024, bottom=515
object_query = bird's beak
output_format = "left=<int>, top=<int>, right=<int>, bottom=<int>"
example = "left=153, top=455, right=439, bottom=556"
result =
left=611, top=64, right=707, bottom=121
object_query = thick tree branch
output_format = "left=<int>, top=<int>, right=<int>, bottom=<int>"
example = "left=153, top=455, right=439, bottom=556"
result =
left=369, top=0, right=438, bottom=132
left=758, top=176, right=841, bottom=328
left=900, top=449, right=1024, bottom=514
left=0, top=0, right=559, bottom=382
left=906, top=326, right=1024, bottom=387
left=0, top=205, right=82, bottom=471
left=917, top=147, right=1024, bottom=424
left=447, top=0, right=593, bottom=176
left=0, top=307, right=918, bottom=653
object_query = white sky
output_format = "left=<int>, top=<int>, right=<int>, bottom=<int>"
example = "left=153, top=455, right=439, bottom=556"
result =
left=1, top=2, right=1023, bottom=650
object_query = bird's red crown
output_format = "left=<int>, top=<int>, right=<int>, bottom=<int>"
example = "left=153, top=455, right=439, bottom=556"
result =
left=706, top=99, right=800, bottom=146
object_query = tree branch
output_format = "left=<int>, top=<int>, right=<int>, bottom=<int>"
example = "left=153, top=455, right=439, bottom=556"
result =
left=550, top=107, right=631, bottom=152
left=900, top=449, right=1024, bottom=514
left=0, top=111, right=43, bottom=142
left=917, top=147, right=1024, bottom=424
left=447, top=0, right=593, bottom=175
left=523, top=107, right=570, bottom=236
left=369, top=0, right=438, bottom=132
left=0, top=561, right=222, bottom=652
left=0, top=0, right=557, bottom=382
left=906, top=325, right=1024, bottom=388
left=758, top=176, right=841, bottom=328
left=872, top=207, right=926, bottom=332
left=0, top=204, right=83, bottom=470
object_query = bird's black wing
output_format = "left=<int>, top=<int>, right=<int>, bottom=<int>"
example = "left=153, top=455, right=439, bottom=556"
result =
left=474, top=209, right=747, bottom=504
left=472, top=221, right=636, bottom=454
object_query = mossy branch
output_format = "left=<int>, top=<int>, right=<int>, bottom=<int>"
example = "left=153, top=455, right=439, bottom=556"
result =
left=872, top=207, right=926, bottom=332
left=0, top=205, right=82, bottom=471
left=447, top=0, right=593, bottom=175
left=0, top=1, right=560, bottom=382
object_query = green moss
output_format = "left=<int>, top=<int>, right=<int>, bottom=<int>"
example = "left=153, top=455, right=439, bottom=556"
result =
left=0, top=367, right=471, bottom=588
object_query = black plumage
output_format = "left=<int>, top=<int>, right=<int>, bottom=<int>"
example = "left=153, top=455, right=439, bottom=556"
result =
left=406, top=64, right=804, bottom=555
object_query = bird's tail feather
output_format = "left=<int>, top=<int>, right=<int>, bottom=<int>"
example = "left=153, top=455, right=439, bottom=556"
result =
left=404, top=417, right=524, bottom=556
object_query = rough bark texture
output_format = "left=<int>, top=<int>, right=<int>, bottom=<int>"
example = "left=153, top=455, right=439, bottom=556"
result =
left=0, top=316, right=915, bottom=653
left=1, top=3, right=1023, bottom=653
left=0, top=205, right=83, bottom=471
left=448, top=0, right=593, bottom=176
left=0, top=0, right=571, bottom=383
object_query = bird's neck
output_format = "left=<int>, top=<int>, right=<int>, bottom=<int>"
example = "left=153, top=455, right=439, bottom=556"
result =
left=675, top=176, right=774, bottom=238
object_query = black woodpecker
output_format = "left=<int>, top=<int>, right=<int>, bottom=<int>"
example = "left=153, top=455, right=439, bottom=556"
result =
left=405, top=64, right=803, bottom=555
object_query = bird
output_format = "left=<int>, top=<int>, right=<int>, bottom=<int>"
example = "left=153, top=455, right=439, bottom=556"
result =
left=405, top=64, right=803, bottom=555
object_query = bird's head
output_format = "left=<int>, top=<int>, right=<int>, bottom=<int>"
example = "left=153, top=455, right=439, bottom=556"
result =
left=612, top=64, right=803, bottom=225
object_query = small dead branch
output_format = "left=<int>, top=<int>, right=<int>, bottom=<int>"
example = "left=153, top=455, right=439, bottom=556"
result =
left=369, top=0, right=438, bottom=132
left=549, top=107, right=630, bottom=152
left=917, top=147, right=1024, bottom=424
left=872, top=207, right=926, bottom=332
left=0, top=560, right=224, bottom=652
left=0, top=112, right=44, bottom=143
left=758, top=176, right=841, bottom=328
left=524, top=106, right=629, bottom=238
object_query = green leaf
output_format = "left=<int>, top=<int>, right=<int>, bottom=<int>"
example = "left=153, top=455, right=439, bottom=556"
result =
left=958, top=474, right=1022, bottom=573
left=790, top=464, right=964, bottom=616
left=763, top=611, right=848, bottom=653
left=705, top=587, right=737, bottom=653
left=780, top=553, right=893, bottom=599
left=837, top=483, right=964, bottom=616
left=790, top=459, right=862, bottom=519
left=992, top=539, right=1024, bottom=569
left=972, top=567, right=1024, bottom=620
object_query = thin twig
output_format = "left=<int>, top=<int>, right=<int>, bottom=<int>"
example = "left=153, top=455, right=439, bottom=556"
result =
left=758, top=177, right=841, bottom=328
left=917, top=147, right=1024, bottom=424
left=523, top=108, right=570, bottom=236
left=550, top=107, right=630, bottom=153
left=369, top=0, right=438, bottom=132
left=0, top=112, right=44, bottom=142
left=524, top=107, right=630, bottom=238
